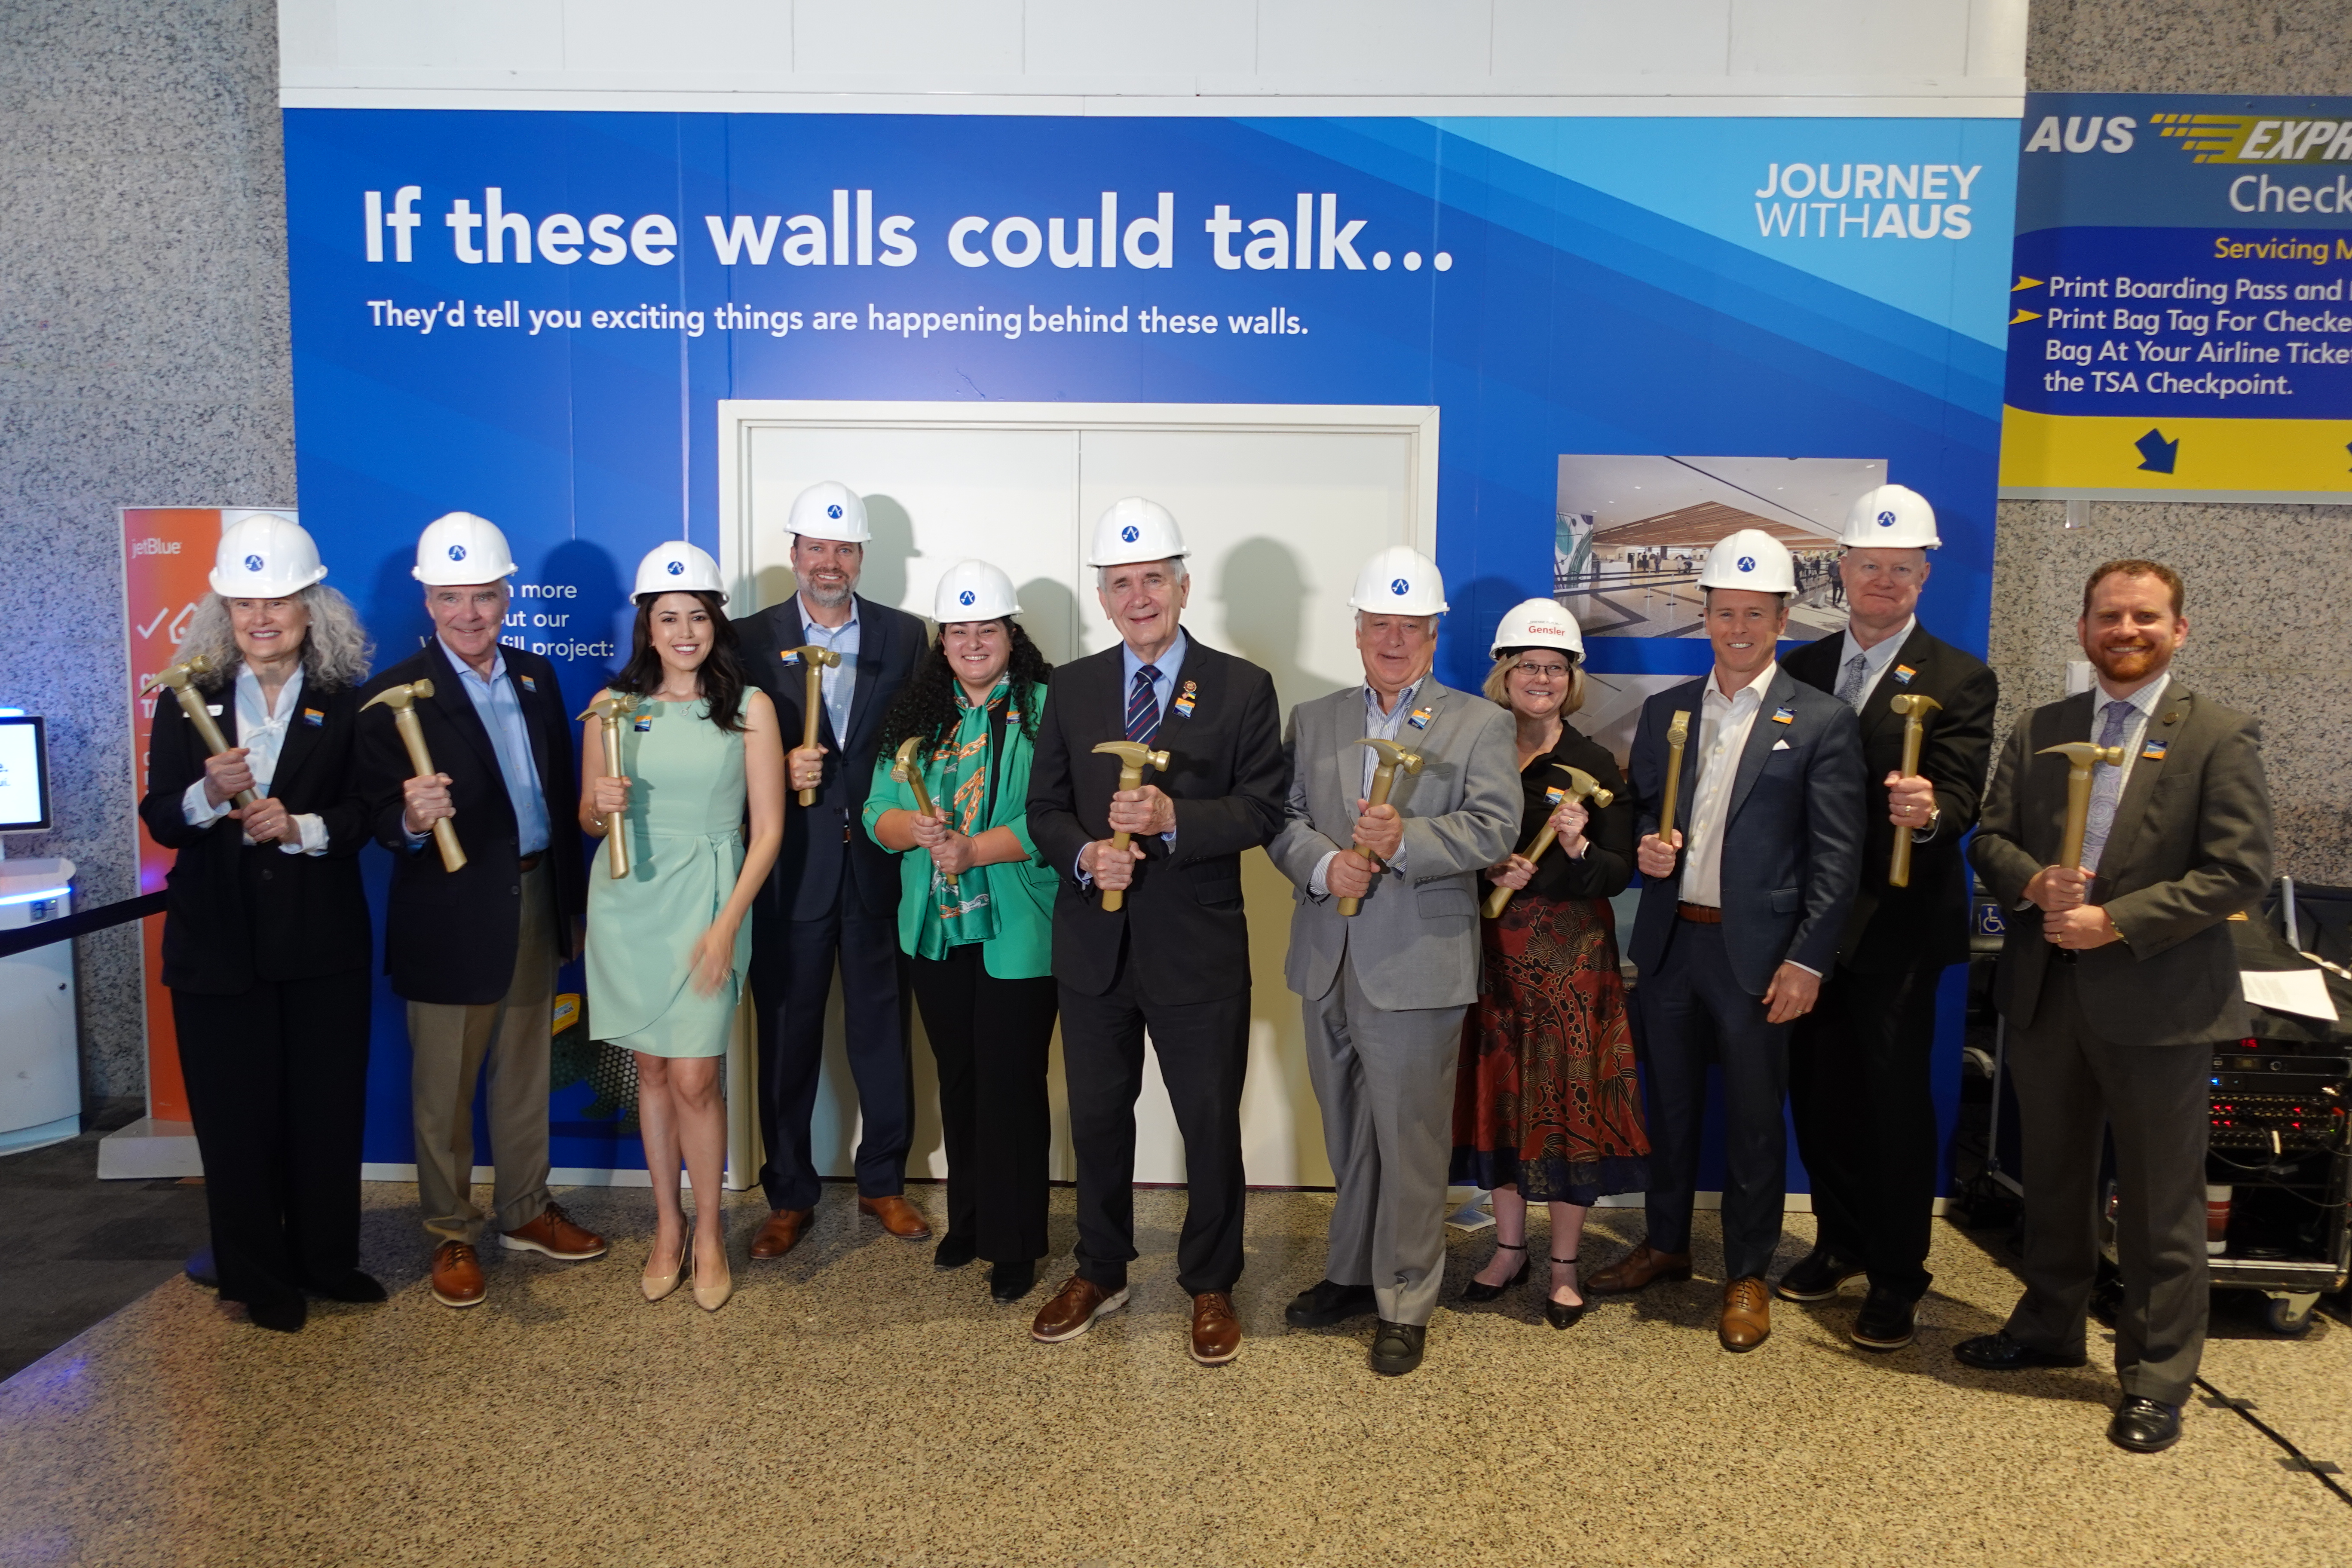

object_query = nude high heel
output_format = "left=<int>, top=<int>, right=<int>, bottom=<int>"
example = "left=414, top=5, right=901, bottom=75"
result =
left=641, top=1234, right=686, bottom=1303
left=691, top=1232, right=733, bottom=1313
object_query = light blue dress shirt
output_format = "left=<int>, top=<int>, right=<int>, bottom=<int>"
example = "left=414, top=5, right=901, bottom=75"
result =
left=422, top=638, right=549, bottom=856
left=798, top=593, right=860, bottom=742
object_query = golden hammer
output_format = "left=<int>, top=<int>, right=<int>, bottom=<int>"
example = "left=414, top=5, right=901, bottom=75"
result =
left=2040, top=739, right=2125, bottom=872
left=785, top=645, right=841, bottom=807
left=1090, top=740, right=1169, bottom=914
left=361, top=679, right=466, bottom=873
left=1654, top=709, right=1693, bottom=856
left=1485, top=764, right=1614, bottom=919
left=1886, top=692, right=1942, bottom=889
left=1341, top=738, right=1423, bottom=918
left=578, top=694, right=636, bottom=879
left=892, top=735, right=958, bottom=894
left=143, top=654, right=276, bottom=846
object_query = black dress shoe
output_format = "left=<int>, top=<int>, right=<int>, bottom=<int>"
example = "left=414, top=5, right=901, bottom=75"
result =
left=1850, top=1286, right=1916, bottom=1351
left=1543, top=1253, right=1584, bottom=1329
left=1369, top=1319, right=1427, bottom=1375
left=1774, top=1245, right=1867, bottom=1302
left=1459, top=1242, right=1529, bottom=1303
left=933, top=1233, right=979, bottom=1270
left=1953, top=1330, right=2088, bottom=1372
left=988, top=1259, right=1035, bottom=1303
left=1286, top=1278, right=1378, bottom=1328
left=2108, top=1397, right=2183, bottom=1453
left=246, top=1296, right=306, bottom=1333
left=309, top=1270, right=388, bottom=1304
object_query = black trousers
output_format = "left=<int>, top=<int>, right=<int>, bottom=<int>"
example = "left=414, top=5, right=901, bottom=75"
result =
left=170, top=971, right=371, bottom=1309
left=750, top=882, right=913, bottom=1211
left=906, top=944, right=1057, bottom=1263
left=1788, top=961, right=1945, bottom=1301
left=1634, top=920, right=1793, bottom=1283
left=1058, top=936, right=1250, bottom=1296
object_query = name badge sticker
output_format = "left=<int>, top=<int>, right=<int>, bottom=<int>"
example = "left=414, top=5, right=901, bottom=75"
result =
left=518, top=674, right=537, bottom=692
left=2141, top=738, right=2168, bottom=761
left=1770, top=704, right=1796, bottom=725
left=301, top=707, right=325, bottom=727
left=1407, top=705, right=1434, bottom=731
left=1892, top=664, right=1916, bottom=686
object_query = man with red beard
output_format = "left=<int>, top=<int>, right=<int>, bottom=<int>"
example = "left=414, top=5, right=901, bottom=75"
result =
left=1959, top=560, right=2272, bottom=1455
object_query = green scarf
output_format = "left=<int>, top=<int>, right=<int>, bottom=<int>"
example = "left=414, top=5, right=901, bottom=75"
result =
left=918, top=677, right=1012, bottom=956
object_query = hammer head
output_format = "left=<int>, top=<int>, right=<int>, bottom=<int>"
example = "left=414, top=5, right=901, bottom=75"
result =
left=2039, top=741, right=2125, bottom=771
left=1357, top=738, right=1424, bottom=775
left=142, top=653, right=217, bottom=695
left=1890, top=693, right=1942, bottom=721
left=1555, top=763, right=1614, bottom=809
left=1093, top=740, right=1169, bottom=774
left=361, top=678, right=432, bottom=715
left=576, top=693, right=635, bottom=724
left=891, top=734, right=927, bottom=778
left=1666, top=710, right=1691, bottom=747
left=785, top=645, right=842, bottom=670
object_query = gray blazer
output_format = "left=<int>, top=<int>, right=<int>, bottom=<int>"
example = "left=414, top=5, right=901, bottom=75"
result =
left=1268, top=677, right=1519, bottom=1011
left=1970, top=684, right=2272, bottom=1047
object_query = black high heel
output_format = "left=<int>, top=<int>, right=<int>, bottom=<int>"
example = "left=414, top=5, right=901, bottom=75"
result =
left=1461, top=1241, right=1529, bottom=1302
left=1544, top=1254, right=1585, bottom=1329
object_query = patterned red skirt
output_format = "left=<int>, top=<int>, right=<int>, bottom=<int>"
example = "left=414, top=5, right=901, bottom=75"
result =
left=1450, top=893, right=1650, bottom=1205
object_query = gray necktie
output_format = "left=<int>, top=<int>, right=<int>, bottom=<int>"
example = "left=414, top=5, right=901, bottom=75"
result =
left=2079, top=700, right=2134, bottom=872
left=1834, top=652, right=1869, bottom=711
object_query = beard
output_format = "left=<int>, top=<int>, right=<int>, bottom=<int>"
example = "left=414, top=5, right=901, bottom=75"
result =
left=2090, top=638, right=2163, bottom=684
left=800, top=579, right=854, bottom=610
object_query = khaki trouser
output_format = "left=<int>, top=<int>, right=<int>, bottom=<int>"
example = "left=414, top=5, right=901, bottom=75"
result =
left=407, top=863, right=555, bottom=1245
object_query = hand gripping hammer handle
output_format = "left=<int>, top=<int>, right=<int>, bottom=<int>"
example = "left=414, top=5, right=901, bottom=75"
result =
left=147, top=657, right=277, bottom=847
left=891, top=736, right=957, bottom=893
left=1886, top=693, right=1941, bottom=890
left=2041, top=741, right=2124, bottom=873
left=1485, top=765, right=1614, bottom=920
left=580, top=697, right=633, bottom=880
left=1090, top=741, right=1168, bottom=914
left=363, top=680, right=466, bottom=874
left=788, top=646, right=840, bottom=808
left=1339, top=740, right=1421, bottom=919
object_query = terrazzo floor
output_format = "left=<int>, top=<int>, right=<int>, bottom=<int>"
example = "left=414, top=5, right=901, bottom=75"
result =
left=0, top=1183, right=2345, bottom=1568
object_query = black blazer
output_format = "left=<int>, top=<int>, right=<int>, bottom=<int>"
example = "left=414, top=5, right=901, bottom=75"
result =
left=1510, top=726, right=1634, bottom=903
left=1027, top=635, right=1286, bottom=1004
left=1782, top=622, right=1997, bottom=973
left=355, top=638, right=585, bottom=1005
left=733, top=593, right=925, bottom=923
left=137, top=676, right=373, bottom=995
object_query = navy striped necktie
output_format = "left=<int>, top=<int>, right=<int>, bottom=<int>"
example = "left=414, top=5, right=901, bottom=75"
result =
left=1125, top=665, right=1162, bottom=744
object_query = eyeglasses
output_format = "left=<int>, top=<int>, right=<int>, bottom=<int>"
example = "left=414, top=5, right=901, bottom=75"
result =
left=1514, top=660, right=1573, bottom=677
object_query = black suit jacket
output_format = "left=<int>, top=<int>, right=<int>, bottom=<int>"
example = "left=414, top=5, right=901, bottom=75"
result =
left=1026, top=636, right=1286, bottom=1004
left=1782, top=622, right=1997, bottom=973
left=355, top=639, right=585, bottom=1005
left=137, top=676, right=373, bottom=994
left=733, top=593, right=925, bottom=924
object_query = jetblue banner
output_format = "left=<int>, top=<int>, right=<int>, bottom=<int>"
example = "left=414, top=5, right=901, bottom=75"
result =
left=282, top=109, right=2014, bottom=1179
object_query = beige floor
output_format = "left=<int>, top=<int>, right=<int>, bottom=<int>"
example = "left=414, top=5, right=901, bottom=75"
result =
left=0, top=1184, right=2345, bottom=1568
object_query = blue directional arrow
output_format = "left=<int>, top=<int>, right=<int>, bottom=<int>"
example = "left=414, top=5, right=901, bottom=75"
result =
left=2135, top=428, right=2180, bottom=474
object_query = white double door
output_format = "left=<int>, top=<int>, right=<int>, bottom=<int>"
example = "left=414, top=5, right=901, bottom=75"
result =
left=720, top=399, right=1436, bottom=1188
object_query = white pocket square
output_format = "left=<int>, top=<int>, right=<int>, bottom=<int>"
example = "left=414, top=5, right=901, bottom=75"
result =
left=1771, top=738, right=1791, bottom=751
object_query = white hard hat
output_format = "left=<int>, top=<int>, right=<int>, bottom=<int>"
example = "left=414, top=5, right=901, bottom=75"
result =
left=1087, top=497, right=1188, bottom=568
left=1697, top=529, right=1797, bottom=595
left=210, top=513, right=327, bottom=599
left=1490, top=597, right=1584, bottom=659
left=1348, top=545, right=1448, bottom=616
left=631, top=540, right=727, bottom=603
left=934, top=558, right=1021, bottom=622
left=1840, top=483, right=1942, bottom=548
left=787, top=481, right=872, bottom=544
left=413, top=511, right=519, bottom=585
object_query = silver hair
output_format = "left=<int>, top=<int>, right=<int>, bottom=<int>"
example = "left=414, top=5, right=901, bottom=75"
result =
left=178, top=584, right=376, bottom=693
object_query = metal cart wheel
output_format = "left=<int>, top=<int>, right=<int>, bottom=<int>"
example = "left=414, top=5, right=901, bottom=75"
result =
left=2262, top=1292, right=2321, bottom=1336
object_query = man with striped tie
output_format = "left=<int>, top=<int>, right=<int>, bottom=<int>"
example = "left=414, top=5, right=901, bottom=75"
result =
left=1960, top=559, right=2272, bottom=1455
left=1024, top=498, right=1287, bottom=1365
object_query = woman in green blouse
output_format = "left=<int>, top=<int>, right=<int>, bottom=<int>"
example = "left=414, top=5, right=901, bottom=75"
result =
left=864, top=559, right=1060, bottom=1305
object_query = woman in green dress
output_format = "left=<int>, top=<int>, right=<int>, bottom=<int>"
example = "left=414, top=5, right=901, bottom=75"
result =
left=582, top=542, right=784, bottom=1313
left=864, top=559, right=1060, bottom=1305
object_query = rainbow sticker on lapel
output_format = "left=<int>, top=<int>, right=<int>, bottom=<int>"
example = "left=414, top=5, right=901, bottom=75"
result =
left=2141, top=738, right=2168, bottom=761
left=1407, top=705, right=1434, bottom=731
left=1892, top=665, right=1916, bottom=686
left=634, top=716, right=654, bottom=732
left=301, top=707, right=325, bottom=727
left=518, top=674, right=537, bottom=692
left=1173, top=679, right=1198, bottom=719
left=1770, top=704, right=1796, bottom=725
left=1544, top=786, right=1566, bottom=804
left=780, top=650, right=799, bottom=665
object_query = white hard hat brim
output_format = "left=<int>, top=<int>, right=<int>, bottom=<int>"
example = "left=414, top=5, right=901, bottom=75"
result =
left=210, top=563, right=328, bottom=598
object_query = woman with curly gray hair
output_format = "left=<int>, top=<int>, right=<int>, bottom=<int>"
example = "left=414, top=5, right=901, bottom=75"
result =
left=135, top=514, right=382, bottom=1333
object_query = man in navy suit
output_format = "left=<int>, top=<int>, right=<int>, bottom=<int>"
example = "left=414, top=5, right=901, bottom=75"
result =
left=1586, top=529, right=1864, bottom=1352
left=733, top=481, right=930, bottom=1259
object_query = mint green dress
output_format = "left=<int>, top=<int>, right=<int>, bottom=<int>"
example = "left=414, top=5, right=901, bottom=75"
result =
left=585, top=697, right=748, bottom=1059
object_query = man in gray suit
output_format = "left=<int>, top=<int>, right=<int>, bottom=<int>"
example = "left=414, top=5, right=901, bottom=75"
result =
left=1588, top=530, right=1864, bottom=1353
left=1959, top=559, right=2271, bottom=1455
left=1269, top=546, right=1519, bottom=1375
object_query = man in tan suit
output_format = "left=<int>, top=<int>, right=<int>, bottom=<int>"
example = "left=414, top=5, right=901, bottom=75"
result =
left=1960, top=559, right=2271, bottom=1455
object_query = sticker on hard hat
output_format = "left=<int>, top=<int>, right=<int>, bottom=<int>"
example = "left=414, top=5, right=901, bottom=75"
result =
left=666, top=559, right=684, bottom=575
left=958, top=589, right=975, bottom=606
left=449, top=544, right=466, bottom=561
left=1877, top=511, right=1897, bottom=528
left=827, top=504, right=843, bottom=520
left=1121, top=524, right=1139, bottom=543
left=244, top=554, right=264, bottom=571
left=1737, top=557, right=1756, bottom=572
left=1390, top=578, right=1409, bottom=594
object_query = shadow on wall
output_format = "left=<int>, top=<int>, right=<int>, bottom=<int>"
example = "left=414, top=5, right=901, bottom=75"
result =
left=1450, top=575, right=1530, bottom=695
left=858, top=493, right=916, bottom=611
left=538, top=538, right=628, bottom=698
left=1216, top=534, right=1335, bottom=714
left=1017, top=575, right=1082, bottom=670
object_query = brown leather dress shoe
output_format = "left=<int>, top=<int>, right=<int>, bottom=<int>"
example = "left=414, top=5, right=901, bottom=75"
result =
left=748, top=1207, right=812, bottom=1260
left=499, top=1200, right=608, bottom=1260
left=430, top=1241, right=486, bottom=1308
left=1031, top=1274, right=1128, bottom=1343
left=1586, top=1244, right=1694, bottom=1295
left=1189, top=1291, right=1241, bottom=1366
left=858, top=1194, right=933, bottom=1240
left=1719, top=1276, right=1772, bottom=1351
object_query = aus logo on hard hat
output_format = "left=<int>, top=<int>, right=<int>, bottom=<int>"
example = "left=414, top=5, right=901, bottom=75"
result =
left=826, top=504, right=843, bottom=520
left=667, top=559, right=684, bottom=575
left=1121, top=524, right=1139, bottom=543
left=1390, top=578, right=1410, bottom=594
left=244, top=554, right=264, bottom=572
left=958, top=589, right=976, bottom=606
left=1738, top=556, right=1756, bottom=572
left=1877, top=510, right=1897, bottom=528
left=449, top=544, right=466, bottom=561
